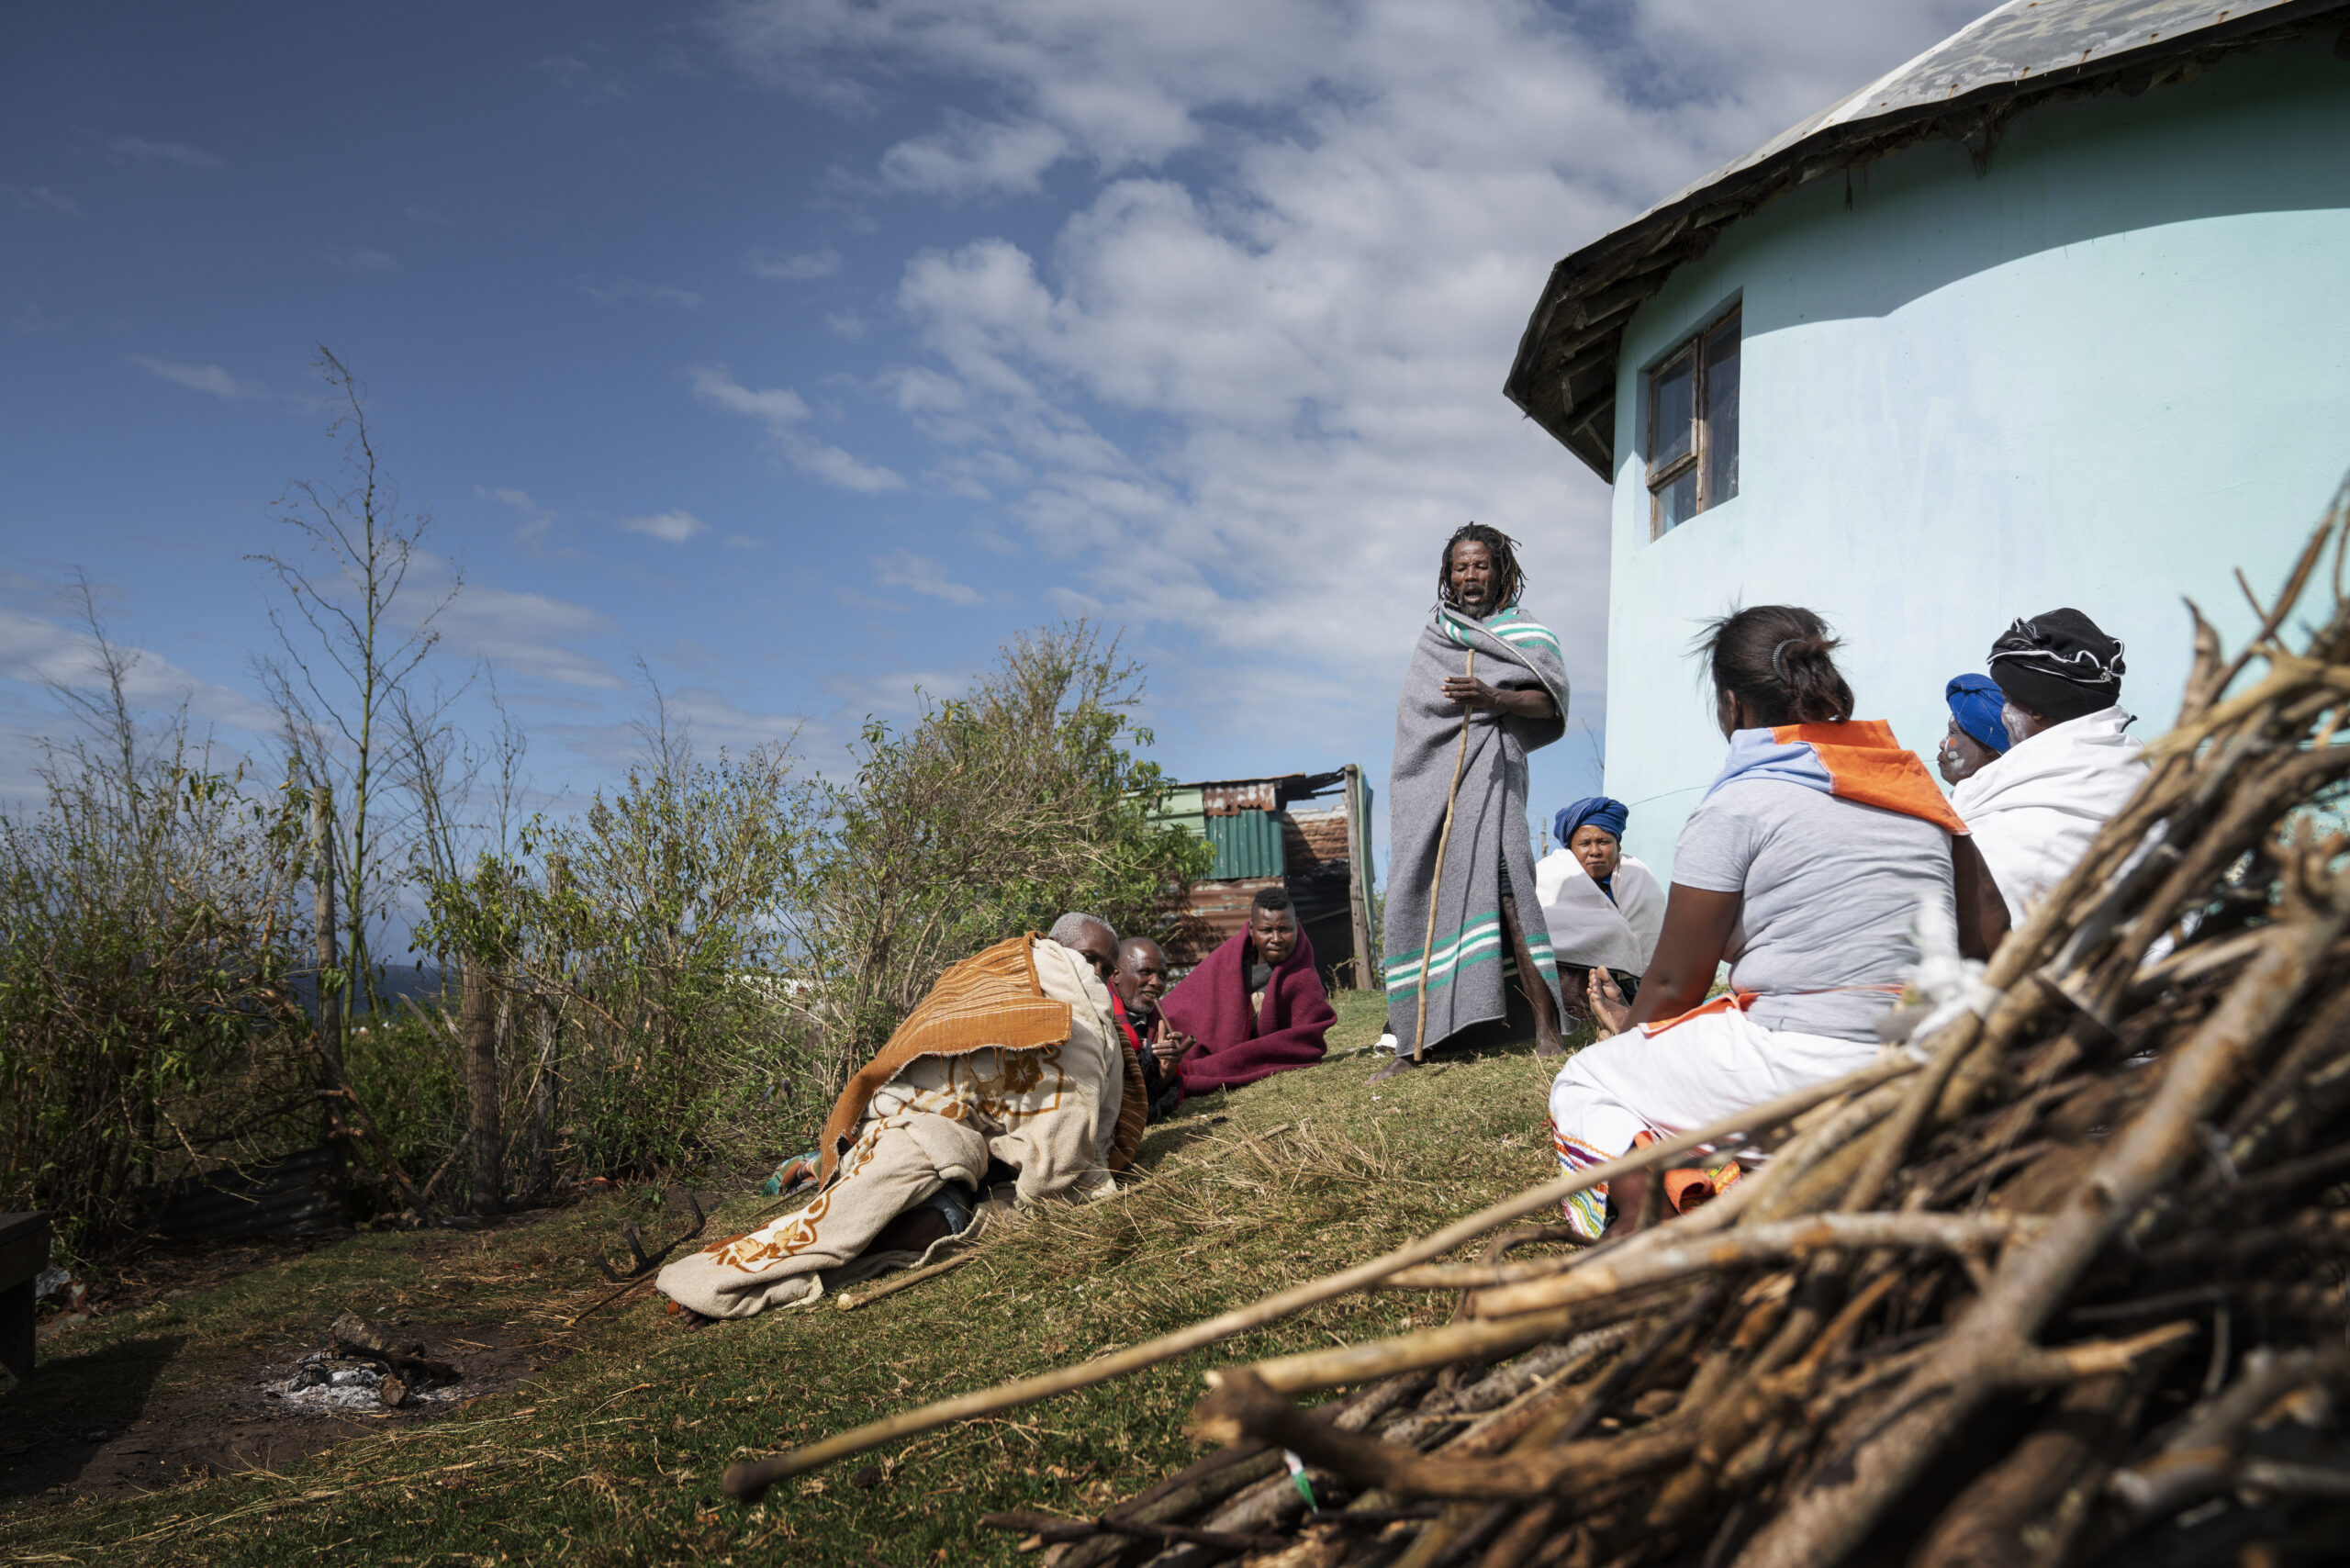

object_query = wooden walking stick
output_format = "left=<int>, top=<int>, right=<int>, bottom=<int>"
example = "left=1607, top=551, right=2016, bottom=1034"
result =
left=1414, top=648, right=1476, bottom=1063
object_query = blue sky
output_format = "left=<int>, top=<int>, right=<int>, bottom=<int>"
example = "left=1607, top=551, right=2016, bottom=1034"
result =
left=1, top=0, right=1984, bottom=862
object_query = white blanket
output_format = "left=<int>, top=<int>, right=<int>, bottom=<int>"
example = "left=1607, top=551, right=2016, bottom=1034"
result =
left=1953, top=705, right=2147, bottom=922
left=1535, top=850, right=1665, bottom=973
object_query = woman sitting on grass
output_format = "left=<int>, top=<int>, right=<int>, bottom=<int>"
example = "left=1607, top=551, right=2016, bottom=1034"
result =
left=1551, top=606, right=1997, bottom=1240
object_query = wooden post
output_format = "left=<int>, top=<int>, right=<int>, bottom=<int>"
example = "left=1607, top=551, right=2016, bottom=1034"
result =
left=462, top=948, right=502, bottom=1216
left=1342, top=764, right=1377, bottom=991
left=527, top=856, right=565, bottom=1197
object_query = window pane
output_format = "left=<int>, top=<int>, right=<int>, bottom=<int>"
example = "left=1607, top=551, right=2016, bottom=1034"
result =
left=1648, top=350, right=1694, bottom=471
left=1703, top=319, right=1740, bottom=509
left=1656, top=467, right=1698, bottom=533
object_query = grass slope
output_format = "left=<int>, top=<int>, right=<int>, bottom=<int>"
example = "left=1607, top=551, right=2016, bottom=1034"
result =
left=3, top=991, right=1586, bottom=1566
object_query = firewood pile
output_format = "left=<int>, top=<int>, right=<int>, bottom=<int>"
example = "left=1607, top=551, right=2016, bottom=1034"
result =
left=727, top=502, right=2350, bottom=1567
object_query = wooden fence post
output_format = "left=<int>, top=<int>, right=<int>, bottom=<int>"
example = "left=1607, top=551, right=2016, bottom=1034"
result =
left=1343, top=764, right=1378, bottom=991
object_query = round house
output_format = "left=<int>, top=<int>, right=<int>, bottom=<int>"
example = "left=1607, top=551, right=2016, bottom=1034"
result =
left=1505, top=0, right=2350, bottom=876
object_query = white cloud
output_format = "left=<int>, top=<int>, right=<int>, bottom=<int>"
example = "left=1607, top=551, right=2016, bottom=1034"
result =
left=430, top=578, right=621, bottom=689
left=0, top=606, right=276, bottom=734
left=319, top=246, right=401, bottom=274
left=744, top=247, right=841, bottom=282
left=874, top=548, right=982, bottom=604
left=129, top=355, right=268, bottom=400
left=714, top=0, right=1986, bottom=723
left=578, top=276, right=703, bottom=308
left=825, top=310, right=867, bottom=338
left=480, top=485, right=572, bottom=556
left=542, top=684, right=809, bottom=773
left=108, top=134, right=221, bottom=170
left=618, top=509, right=710, bottom=544
left=7, top=185, right=80, bottom=217
left=880, top=112, right=1069, bottom=196
left=688, top=364, right=905, bottom=492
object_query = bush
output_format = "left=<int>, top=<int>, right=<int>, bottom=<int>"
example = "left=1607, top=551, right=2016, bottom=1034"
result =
left=0, top=700, right=308, bottom=1253
left=4, top=615, right=1211, bottom=1236
left=789, top=620, right=1214, bottom=1089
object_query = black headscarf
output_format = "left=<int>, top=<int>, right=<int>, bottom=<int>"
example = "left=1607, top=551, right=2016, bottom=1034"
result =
left=1986, top=608, right=2125, bottom=724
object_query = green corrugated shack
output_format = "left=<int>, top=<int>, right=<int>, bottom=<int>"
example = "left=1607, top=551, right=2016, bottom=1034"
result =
left=1149, top=767, right=1377, bottom=991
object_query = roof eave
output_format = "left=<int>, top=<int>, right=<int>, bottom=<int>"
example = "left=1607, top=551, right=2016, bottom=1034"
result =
left=1505, top=0, right=2350, bottom=481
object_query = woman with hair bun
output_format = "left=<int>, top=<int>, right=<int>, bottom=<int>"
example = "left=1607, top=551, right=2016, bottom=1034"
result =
left=1549, top=606, right=1998, bottom=1240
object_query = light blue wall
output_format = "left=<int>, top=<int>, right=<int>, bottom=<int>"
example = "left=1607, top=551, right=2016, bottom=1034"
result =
left=1600, top=36, right=2350, bottom=881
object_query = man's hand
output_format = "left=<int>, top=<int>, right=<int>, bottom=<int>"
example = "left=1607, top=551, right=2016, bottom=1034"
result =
left=1441, top=673, right=1500, bottom=710
left=1586, top=969, right=1632, bottom=1038
left=1150, top=1022, right=1196, bottom=1070
left=1440, top=675, right=1556, bottom=721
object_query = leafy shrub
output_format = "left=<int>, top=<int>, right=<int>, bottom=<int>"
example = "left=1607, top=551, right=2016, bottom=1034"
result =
left=0, top=689, right=308, bottom=1253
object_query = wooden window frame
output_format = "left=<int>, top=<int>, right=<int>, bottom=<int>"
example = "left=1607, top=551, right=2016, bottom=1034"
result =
left=1646, top=305, right=1740, bottom=538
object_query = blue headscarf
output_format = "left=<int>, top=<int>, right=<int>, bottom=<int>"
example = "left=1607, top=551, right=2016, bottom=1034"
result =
left=1552, top=796, right=1628, bottom=850
left=1945, top=673, right=2011, bottom=755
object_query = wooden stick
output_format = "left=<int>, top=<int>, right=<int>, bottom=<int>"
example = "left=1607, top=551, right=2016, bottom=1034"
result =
left=1733, top=901, right=2349, bottom=1568
left=975, top=1507, right=1287, bottom=1551
left=1999, top=1319, right=2201, bottom=1388
left=832, top=1252, right=974, bottom=1312
left=1192, top=1367, right=1696, bottom=1502
left=1465, top=1212, right=2039, bottom=1319
left=718, top=1053, right=1919, bottom=1503
left=1382, top=1213, right=2034, bottom=1300
left=1239, top=1299, right=1651, bottom=1399
left=1415, top=648, right=1475, bottom=1062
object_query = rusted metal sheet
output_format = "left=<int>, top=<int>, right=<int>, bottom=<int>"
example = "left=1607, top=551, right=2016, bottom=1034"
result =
left=1285, top=802, right=1351, bottom=864
left=1163, top=876, right=1285, bottom=969
left=1203, top=780, right=1280, bottom=816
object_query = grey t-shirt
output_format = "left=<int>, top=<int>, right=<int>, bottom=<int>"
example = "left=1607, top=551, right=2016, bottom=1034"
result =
left=1671, top=778, right=1955, bottom=1042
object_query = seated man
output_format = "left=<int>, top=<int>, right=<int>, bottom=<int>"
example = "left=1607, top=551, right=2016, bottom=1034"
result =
left=1535, top=796, right=1663, bottom=1005
left=655, top=913, right=1142, bottom=1322
left=1160, top=887, right=1336, bottom=1093
left=1111, top=935, right=1191, bottom=1123
left=1953, top=609, right=2149, bottom=932
left=1937, top=673, right=2009, bottom=787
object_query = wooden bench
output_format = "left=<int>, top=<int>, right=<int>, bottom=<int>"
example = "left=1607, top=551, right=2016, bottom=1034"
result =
left=0, top=1212, right=50, bottom=1381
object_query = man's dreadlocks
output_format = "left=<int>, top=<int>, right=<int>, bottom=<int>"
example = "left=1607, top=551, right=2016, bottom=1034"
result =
left=1436, top=521, right=1527, bottom=613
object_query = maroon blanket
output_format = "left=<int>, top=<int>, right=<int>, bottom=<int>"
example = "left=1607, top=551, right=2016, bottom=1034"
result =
left=1162, top=927, right=1335, bottom=1093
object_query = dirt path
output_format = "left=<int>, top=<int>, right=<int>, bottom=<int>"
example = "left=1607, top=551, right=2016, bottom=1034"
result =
left=0, top=1200, right=654, bottom=1507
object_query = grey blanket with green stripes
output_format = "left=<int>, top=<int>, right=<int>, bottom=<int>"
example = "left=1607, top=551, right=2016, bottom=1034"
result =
left=1382, top=601, right=1572, bottom=1058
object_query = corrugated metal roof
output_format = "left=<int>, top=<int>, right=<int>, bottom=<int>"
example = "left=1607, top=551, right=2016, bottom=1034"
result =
left=1504, top=0, right=2349, bottom=476
left=1205, top=809, right=1287, bottom=879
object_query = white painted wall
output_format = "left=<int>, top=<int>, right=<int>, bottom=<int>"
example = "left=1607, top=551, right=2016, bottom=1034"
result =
left=1598, top=35, right=2350, bottom=880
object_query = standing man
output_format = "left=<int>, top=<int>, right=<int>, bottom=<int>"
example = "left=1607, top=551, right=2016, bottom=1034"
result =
left=1375, top=523, right=1572, bottom=1081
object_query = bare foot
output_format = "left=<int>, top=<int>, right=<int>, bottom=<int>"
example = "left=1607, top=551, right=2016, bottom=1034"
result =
left=1367, top=1054, right=1419, bottom=1083
left=1533, top=1033, right=1566, bottom=1060
left=676, top=1305, right=716, bottom=1331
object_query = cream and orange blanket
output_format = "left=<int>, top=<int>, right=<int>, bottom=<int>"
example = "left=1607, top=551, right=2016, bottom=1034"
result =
left=657, top=935, right=1142, bottom=1319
